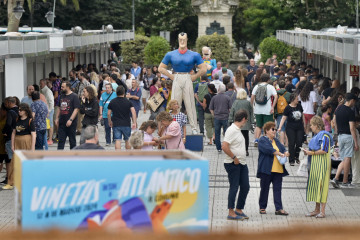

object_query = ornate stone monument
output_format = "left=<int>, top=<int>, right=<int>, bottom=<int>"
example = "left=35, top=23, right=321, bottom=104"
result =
left=192, top=0, right=239, bottom=42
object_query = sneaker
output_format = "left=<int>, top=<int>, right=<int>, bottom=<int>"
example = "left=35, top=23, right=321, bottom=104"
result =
left=105, top=143, right=110, bottom=146
left=217, top=150, right=222, bottom=153
left=192, top=129, right=198, bottom=135
left=246, top=151, right=249, bottom=157
left=254, top=139, right=259, bottom=147
left=0, top=178, right=8, bottom=185
left=47, top=140, right=53, bottom=145
left=2, top=184, right=14, bottom=190
left=330, top=178, right=340, bottom=188
left=340, top=182, right=355, bottom=188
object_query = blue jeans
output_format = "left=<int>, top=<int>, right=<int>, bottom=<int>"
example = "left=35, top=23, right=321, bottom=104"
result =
left=113, top=126, right=131, bottom=141
left=35, top=129, right=46, bottom=150
left=276, top=115, right=287, bottom=132
left=43, top=130, right=48, bottom=150
left=103, top=118, right=112, bottom=144
left=224, top=163, right=250, bottom=209
left=259, top=172, right=283, bottom=211
left=214, top=118, right=228, bottom=151
left=197, top=105, right=205, bottom=133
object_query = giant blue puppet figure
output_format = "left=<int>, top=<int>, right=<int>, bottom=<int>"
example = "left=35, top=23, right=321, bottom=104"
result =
left=158, top=33, right=207, bottom=134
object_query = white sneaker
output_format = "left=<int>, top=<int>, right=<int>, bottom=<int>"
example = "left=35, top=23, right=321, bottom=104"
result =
left=192, top=129, right=198, bottom=135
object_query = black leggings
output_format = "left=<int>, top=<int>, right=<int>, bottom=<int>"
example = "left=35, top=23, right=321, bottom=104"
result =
left=286, top=127, right=304, bottom=163
left=241, top=130, right=249, bottom=152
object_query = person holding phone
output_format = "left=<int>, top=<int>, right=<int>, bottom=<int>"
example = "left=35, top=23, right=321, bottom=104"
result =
left=302, top=116, right=333, bottom=218
left=257, top=121, right=290, bottom=216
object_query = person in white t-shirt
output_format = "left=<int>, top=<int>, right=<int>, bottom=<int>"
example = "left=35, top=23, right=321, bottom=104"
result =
left=222, top=110, right=249, bottom=221
left=299, top=82, right=317, bottom=136
left=251, top=73, right=278, bottom=145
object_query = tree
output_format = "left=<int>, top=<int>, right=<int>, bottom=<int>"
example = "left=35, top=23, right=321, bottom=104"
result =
left=258, top=36, right=296, bottom=63
left=120, top=34, right=150, bottom=64
left=144, top=36, right=170, bottom=65
left=241, top=0, right=293, bottom=49
left=4, top=0, right=80, bottom=32
left=279, top=0, right=356, bottom=29
left=5, top=0, right=24, bottom=32
left=196, top=33, right=231, bottom=63
left=136, top=0, right=193, bottom=35
left=232, top=0, right=250, bottom=49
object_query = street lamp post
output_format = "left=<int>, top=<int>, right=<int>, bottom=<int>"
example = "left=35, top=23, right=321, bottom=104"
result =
left=357, top=0, right=359, bottom=33
left=30, top=1, right=52, bottom=31
left=132, top=0, right=135, bottom=32
left=13, top=1, right=25, bottom=20
left=44, top=0, right=56, bottom=33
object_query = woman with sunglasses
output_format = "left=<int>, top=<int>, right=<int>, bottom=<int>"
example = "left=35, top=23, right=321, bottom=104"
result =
left=257, top=121, right=289, bottom=216
left=11, top=103, right=36, bottom=153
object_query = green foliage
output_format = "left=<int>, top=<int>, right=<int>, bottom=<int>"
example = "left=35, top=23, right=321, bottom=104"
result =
left=195, top=33, right=231, bottom=63
left=144, top=36, right=170, bottom=65
left=241, top=0, right=293, bottom=49
left=136, top=0, right=193, bottom=35
left=278, top=0, right=356, bottom=30
left=259, top=36, right=297, bottom=62
left=120, top=34, right=150, bottom=64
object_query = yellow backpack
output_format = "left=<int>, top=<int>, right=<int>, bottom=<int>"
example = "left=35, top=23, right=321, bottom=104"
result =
left=277, top=92, right=288, bottom=114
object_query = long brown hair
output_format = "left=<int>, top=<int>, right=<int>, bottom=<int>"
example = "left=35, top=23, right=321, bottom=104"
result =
left=254, top=68, right=264, bottom=84
left=234, top=70, right=244, bottom=89
left=85, top=86, right=95, bottom=100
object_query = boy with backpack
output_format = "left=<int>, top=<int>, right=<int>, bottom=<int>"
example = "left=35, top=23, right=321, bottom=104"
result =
left=251, top=73, right=278, bottom=146
left=195, top=75, right=209, bottom=134
left=275, top=80, right=291, bottom=145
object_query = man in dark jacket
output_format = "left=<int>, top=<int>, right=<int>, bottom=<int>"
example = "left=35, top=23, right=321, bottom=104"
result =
left=2, top=97, right=18, bottom=190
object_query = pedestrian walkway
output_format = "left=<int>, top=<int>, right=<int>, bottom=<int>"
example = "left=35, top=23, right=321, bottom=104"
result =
left=1, top=111, right=360, bottom=231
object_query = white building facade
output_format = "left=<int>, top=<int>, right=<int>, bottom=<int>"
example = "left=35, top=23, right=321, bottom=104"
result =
left=0, top=30, right=134, bottom=100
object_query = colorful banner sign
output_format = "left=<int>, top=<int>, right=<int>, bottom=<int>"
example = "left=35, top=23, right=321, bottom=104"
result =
left=19, top=159, right=208, bottom=233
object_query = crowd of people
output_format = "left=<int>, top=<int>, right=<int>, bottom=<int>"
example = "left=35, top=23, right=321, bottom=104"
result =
left=0, top=49, right=359, bottom=223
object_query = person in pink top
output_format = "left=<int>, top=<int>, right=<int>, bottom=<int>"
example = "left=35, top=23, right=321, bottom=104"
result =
left=139, top=120, right=158, bottom=150
left=154, top=111, right=185, bottom=150
left=321, top=104, right=332, bottom=132
left=212, top=61, right=222, bottom=78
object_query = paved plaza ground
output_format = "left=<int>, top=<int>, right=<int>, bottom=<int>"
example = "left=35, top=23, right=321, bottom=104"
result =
left=0, top=110, right=360, bottom=232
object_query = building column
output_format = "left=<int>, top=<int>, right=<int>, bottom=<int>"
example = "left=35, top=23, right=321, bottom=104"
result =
left=95, top=50, right=100, bottom=69
left=45, top=56, right=52, bottom=77
left=345, top=63, right=351, bottom=91
left=60, top=54, right=67, bottom=78
left=5, top=58, right=27, bottom=99
left=53, top=57, right=60, bottom=76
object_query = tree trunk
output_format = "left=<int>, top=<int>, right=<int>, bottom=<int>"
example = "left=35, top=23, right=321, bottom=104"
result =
left=7, top=0, right=24, bottom=32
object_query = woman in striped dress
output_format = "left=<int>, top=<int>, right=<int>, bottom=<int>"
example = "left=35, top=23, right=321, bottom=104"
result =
left=303, top=116, right=333, bottom=218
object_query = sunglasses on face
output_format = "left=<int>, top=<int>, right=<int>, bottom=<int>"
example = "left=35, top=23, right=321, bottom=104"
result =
left=271, top=128, right=277, bottom=131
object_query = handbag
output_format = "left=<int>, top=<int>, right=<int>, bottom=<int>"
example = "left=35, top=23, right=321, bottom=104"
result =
left=297, top=156, right=308, bottom=177
left=277, top=155, right=287, bottom=165
left=147, top=92, right=165, bottom=112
